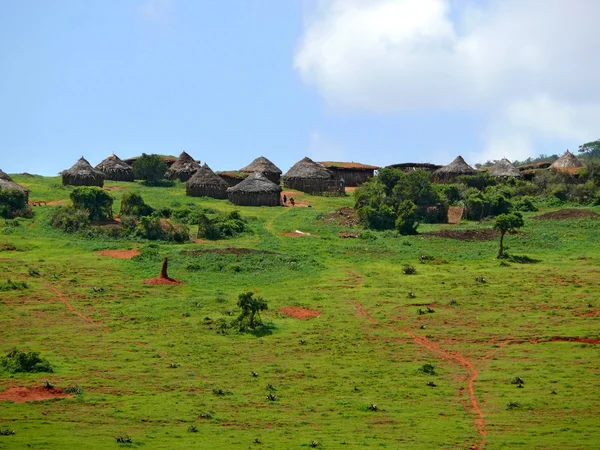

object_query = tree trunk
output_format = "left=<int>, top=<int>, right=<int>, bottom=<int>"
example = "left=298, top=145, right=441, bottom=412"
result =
left=160, top=257, right=169, bottom=279
left=497, top=232, right=505, bottom=258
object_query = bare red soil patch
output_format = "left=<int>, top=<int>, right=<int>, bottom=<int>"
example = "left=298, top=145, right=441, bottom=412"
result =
left=279, top=306, right=320, bottom=319
left=103, top=186, right=126, bottom=191
left=142, top=276, right=181, bottom=285
left=97, top=249, right=140, bottom=259
left=45, top=200, right=68, bottom=206
left=281, top=191, right=311, bottom=207
left=324, top=207, right=360, bottom=227
left=533, top=209, right=599, bottom=220
left=0, top=386, right=72, bottom=403
left=424, top=228, right=498, bottom=241
left=182, top=248, right=275, bottom=255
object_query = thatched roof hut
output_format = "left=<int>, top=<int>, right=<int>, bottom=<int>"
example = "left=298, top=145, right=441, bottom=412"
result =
left=216, top=170, right=249, bottom=187
left=95, top=153, right=134, bottom=182
left=240, top=156, right=282, bottom=185
left=186, top=164, right=229, bottom=199
left=488, top=158, right=523, bottom=179
left=433, top=156, right=477, bottom=182
left=282, top=157, right=333, bottom=193
left=319, top=161, right=378, bottom=187
left=386, top=162, right=442, bottom=172
left=0, top=170, right=30, bottom=203
left=227, top=172, right=282, bottom=207
left=61, top=157, right=105, bottom=187
left=550, top=150, right=585, bottom=175
left=166, top=152, right=201, bottom=182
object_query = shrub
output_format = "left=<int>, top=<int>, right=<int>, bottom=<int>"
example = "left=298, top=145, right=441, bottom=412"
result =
left=119, top=192, right=154, bottom=217
left=419, top=363, right=436, bottom=375
left=1, top=349, right=53, bottom=373
left=395, top=201, right=418, bottom=235
left=513, top=196, right=538, bottom=212
left=132, top=153, right=167, bottom=183
left=403, top=264, right=417, bottom=275
left=196, top=211, right=248, bottom=240
left=135, top=216, right=189, bottom=242
left=0, top=189, right=32, bottom=219
left=70, top=187, right=113, bottom=221
left=231, top=292, right=268, bottom=331
left=50, top=206, right=91, bottom=233
left=0, top=279, right=29, bottom=291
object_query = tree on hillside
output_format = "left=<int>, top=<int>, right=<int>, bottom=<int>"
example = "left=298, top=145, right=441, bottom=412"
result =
left=233, top=292, right=268, bottom=331
left=578, top=139, right=600, bottom=161
left=70, top=187, right=113, bottom=221
left=132, top=154, right=167, bottom=183
left=493, top=212, right=524, bottom=258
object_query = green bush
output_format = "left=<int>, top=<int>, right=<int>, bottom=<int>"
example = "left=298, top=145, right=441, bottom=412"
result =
left=70, top=186, right=113, bottom=221
left=1, top=349, right=53, bottom=373
left=513, top=196, right=538, bottom=212
left=396, top=201, right=418, bottom=235
left=50, top=206, right=91, bottom=233
left=132, top=153, right=167, bottom=183
left=196, top=211, right=248, bottom=240
left=120, top=192, right=154, bottom=217
left=0, top=189, right=32, bottom=219
left=135, top=216, right=189, bottom=242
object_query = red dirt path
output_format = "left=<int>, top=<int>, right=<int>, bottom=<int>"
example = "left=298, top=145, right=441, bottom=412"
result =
left=0, top=386, right=72, bottom=403
left=97, top=249, right=140, bottom=259
left=279, top=306, right=320, bottom=320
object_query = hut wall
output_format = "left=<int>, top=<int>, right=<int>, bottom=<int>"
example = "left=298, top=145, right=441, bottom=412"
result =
left=186, top=185, right=228, bottom=199
left=282, top=177, right=330, bottom=194
left=62, top=175, right=104, bottom=188
left=327, top=169, right=374, bottom=187
left=167, top=171, right=196, bottom=182
left=102, top=171, right=134, bottom=182
left=228, top=191, right=281, bottom=207
left=218, top=174, right=244, bottom=187
left=262, top=172, right=281, bottom=185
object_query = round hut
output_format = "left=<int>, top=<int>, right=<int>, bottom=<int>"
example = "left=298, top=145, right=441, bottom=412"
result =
left=166, top=152, right=200, bottom=182
left=282, top=157, right=332, bottom=194
left=227, top=172, right=282, bottom=207
left=550, top=150, right=585, bottom=175
left=61, top=157, right=105, bottom=187
left=433, top=156, right=477, bottom=182
left=0, top=170, right=30, bottom=203
left=186, top=164, right=229, bottom=199
left=488, top=158, right=523, bottom=179
left=239, top=156, right=282, bottom=185
left=95, top=153, right=134, bottom=182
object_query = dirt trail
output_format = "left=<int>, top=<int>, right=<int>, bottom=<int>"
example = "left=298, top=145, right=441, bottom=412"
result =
left=44, top=282, right=109, bottom=333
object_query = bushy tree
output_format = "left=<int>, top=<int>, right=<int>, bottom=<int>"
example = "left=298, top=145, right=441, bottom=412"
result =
left=493, top=212, right=524, bottom=258
left=0, top=189, right=31, bottom=219
left=232, top=292, right=268, bottom=331
left=395, top=200, right=418, bottom=235
left=132, top=154, right=167, bottom=183
left=120, top=191, right=154, bottom=217
left=70, top=187, right=113, bottom=221
left=49, top=206, right=91, bottom=233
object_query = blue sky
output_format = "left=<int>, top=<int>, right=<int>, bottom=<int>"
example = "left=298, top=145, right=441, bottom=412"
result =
left=1, top=0, right=597, bottom=175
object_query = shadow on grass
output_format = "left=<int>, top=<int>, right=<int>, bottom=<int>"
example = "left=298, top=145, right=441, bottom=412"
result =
left=247, top=322, right=277, bottom=337
left=507, top=254, right=541, bottom=264
left=142, top=180, right=175, bottom=188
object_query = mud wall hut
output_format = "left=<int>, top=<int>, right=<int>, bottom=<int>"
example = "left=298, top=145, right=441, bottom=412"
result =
left=95, top=153, right=134, bottom=182
left=319, top=161, right=378, bottom=187
left=0, top=170, right=30, bottom=203
left=240, top=156, right=282, bottom=185
left=166, top=151, right=201, bottom=182
left=227, top=172, right=281, bottom=207
left=433, top=156, right=477, bottom=182
left=186, top=164, right=228, bottom=199
left=488, top=159, right=523, bottom=179
left=61, top=157, right=105, bottom=187
left=282, top=157, right=333, bottom=194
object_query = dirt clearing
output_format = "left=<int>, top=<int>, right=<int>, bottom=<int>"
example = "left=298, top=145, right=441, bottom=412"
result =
left=324, top=207, right=360, bottom=227
left=423, top=228, right=498, bottom=241
left=533, top=209, right=599, bottom=220
left=0, top=386, right=72, bottom=403
left=97, top=249, right=140, bottom=259
left=279, top=307, right=321, bottom=319
left=182, top=248, right=275, bottom=256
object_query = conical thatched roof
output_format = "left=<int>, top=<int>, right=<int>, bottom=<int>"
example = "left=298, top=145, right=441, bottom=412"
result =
left=61, top=157, right=105, bottom=187
left=95, top=153, right=134, bottom=182
left=283, top=157, right=332, bottom=180
left=166, top=151, right=200, bottom=181
left=0, top=169, right=30, bottom=200
left=186, top=163, right=229, bottom=198
left=550, top=150, right=585, bottom=174
left=227, top=172, right=282, bottom=194
left=488, top=158, right=523, bottom=178
left=240, top=156, right=282, bottom=175
left=434, top=156, right=477, bottom=179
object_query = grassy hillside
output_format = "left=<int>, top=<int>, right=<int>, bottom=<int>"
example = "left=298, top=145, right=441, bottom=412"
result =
left=1, top=176, right=599, bottom=449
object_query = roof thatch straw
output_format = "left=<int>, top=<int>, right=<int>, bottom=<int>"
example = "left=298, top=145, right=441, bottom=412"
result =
left=433, top=156, right=477, bottom=181
left=166, top=152, right=200, bottom=181
left=240, top=156, right=282, bottom=184
left=95, top=153, right=135, bottom=182
left=186, top=164, right=229, bottom=199
left=0, top=169, right=30, bottom=202
left=488, top=158, right=523, bottom=178
left=282, top=157, right=332, bottom=193
left=386, top=162, right=442, bottom=172
left=216, top=170, right=249, bottom=187
left=550, top=150, right=585, bottom=175
left=60, top=157, right=105, bottom=187
left=227, top=172, right=282, bottom=207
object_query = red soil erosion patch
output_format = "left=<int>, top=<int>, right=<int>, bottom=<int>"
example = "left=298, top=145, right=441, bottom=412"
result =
left=533, top=209, right=599, bottom=220
left=324, top=207, right=360, bottom=227
left=182, top=248, right=275, bottom=255
left=0, top=386, right=72, bottom=403
left=424, top=228, right=498, bottom=242
left=97, top=249, right=140, bottom=259
left=44, top=200, right=68, bottom=206
left=279, top=306, right=321, bottom=320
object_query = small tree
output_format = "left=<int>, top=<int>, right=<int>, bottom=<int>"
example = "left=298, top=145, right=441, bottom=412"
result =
left=493, top=212, right=524, bottom=258
left=132, top=154, right=167, bottom=183
left=70, top=187, right=113, bottom=221
left=233, top=292, right=268, bottom=331
left=395, top=200, right=418, bottom=235
left=120, top=191, right=154, bottom=217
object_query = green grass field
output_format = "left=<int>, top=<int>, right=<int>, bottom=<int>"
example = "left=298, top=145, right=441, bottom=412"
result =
left=1, top=175, right=599, bottom=449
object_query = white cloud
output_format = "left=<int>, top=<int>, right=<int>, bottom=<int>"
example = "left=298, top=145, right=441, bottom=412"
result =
left=295, top=0, right=600, bottom=161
